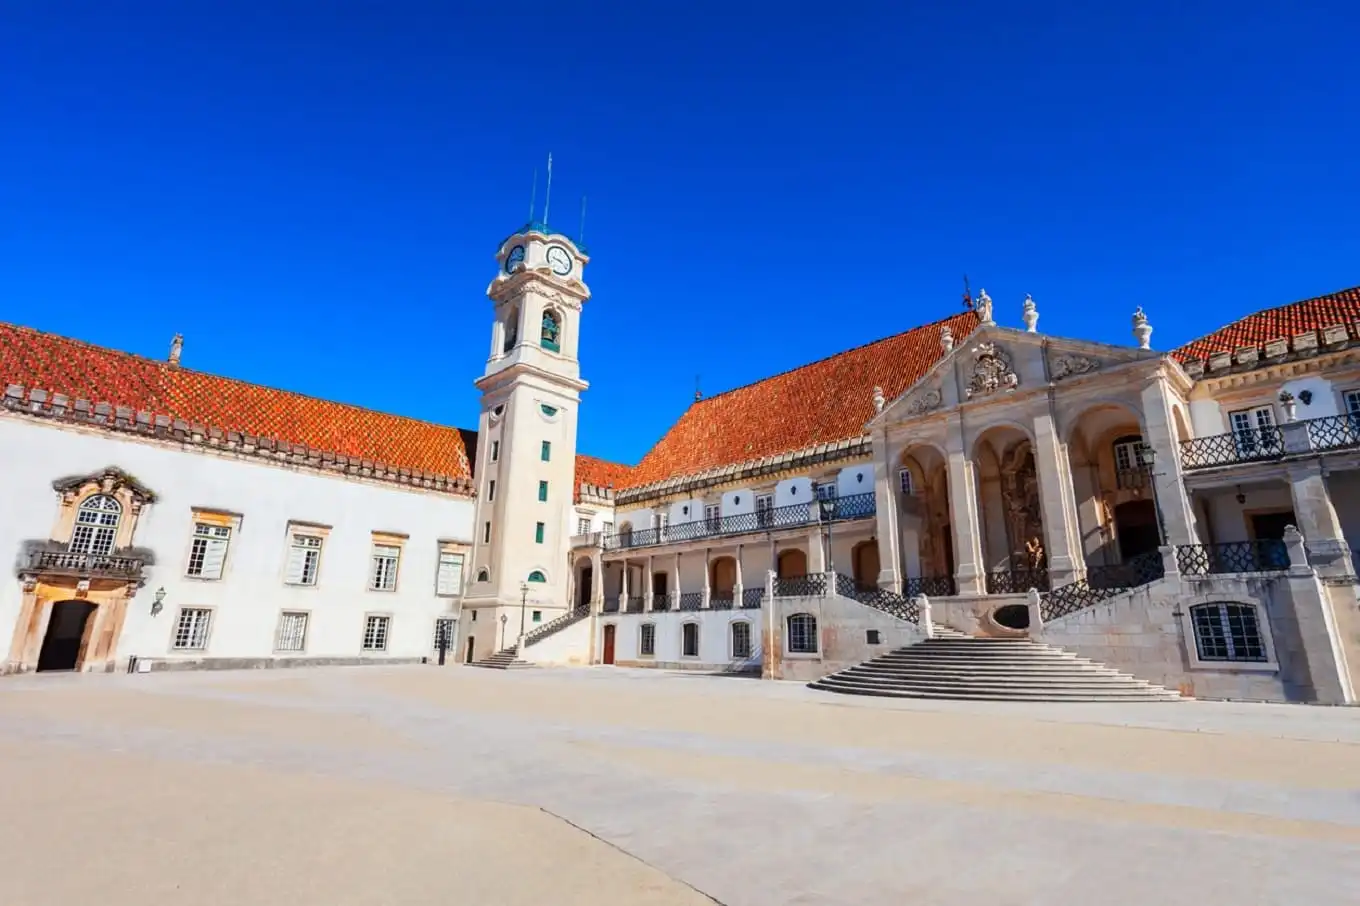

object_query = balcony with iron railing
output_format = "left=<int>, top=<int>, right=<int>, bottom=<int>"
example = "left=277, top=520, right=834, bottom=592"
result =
left=601, top=492, right=876, bottom=552
left=1179, top=414, right=1360, bottom=470
left=18, top=545, right=149, bottom=582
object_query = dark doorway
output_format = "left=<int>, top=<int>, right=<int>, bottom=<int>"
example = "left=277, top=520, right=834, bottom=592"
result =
left=1250, top=510, right=1297, bottom=542
left=578, top=566, right=593, bottom=608
left=464, top=635, right=475, bottom=664
left=651, top=571, right=668, bottom=609
left=1114, top=500, right=1160, bottom=561
left=602, top=624, right=616, bottom=665
left=37, top=600, right=96, bottom=673
left=710, top=557, right=736, bottom=599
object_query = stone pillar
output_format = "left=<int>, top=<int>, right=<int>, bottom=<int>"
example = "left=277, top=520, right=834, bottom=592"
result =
left=733, top=544, right=745, bottom=607
left=1138, top=378, right=1197, bottom=546
left=946, top=448, right=986, bottom=595
left=644, top=554, right=655, bottom=611
left=590, top=551, right=604, bottom=612
left=1280, top=527, right=1356, bottom=704
left=872, top=431, right=902, bottom=592
left=1026, top=588, right=1044, bottom=639
left=1032, top=410, right=1085, bottom=588
left=918, top=595, right=934, bottom=638
left=701, top=548, right=711, bottom=609
left=620, top=560, right=629, bottom=606
left=808, top=527, right=827, bottom=573
left=1285, top=461, right=1354, bottom=576
left=671, top=553, right=681, bottom=610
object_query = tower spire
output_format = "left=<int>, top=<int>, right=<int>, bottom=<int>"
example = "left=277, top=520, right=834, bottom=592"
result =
left=528, top=168, right=538, bottom=222
left=579, top=195, right=588, bottom=244
left=542, top=152, right=554, bottom=226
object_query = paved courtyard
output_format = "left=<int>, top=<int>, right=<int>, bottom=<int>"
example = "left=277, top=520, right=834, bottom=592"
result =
left=2, top=665, right=1360, bottom=905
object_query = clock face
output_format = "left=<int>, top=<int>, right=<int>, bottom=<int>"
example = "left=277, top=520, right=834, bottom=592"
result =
left=505, top=245, right=525, bottom=273
left=546, top=245, right=572, bottom=276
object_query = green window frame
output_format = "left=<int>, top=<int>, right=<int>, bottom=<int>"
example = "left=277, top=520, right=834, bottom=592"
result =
left=535, top=522, right=545, bottom=544
left=538, top=480, right=548, bottom=502
left=541, top=440, right=551, bottom=461
left=527, top=570, right=547, bottom=583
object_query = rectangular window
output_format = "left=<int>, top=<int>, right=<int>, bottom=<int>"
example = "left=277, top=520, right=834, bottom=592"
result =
left=639, top=623, right=656, bottom=656
left=682, top=622, right=699, bottom=657
left=541, top=440, right=551, bottom=461
left=898, top=469, right=914, bottom=496
left=370, top=544, right=401, bottom=591
left=483, top=522, right=491, bottom=543
left=1229, top=405, right=1279, bottom=456
left=172, top=608, right=212, bottom=650
left=285, top=533, right=323, bottom=586
left=756, top=495, right=774, bottom=528
left=535, top=522, right=545, bottom=544
left=532, top=610, right=542, bottom=623
left=362, top=615, right=390, bottom=651
left=436, top=551, right=465, bottom=596
left=1344, top=389, right=1360, bottom=416
left=488, top=480, right=496, bottom=502
left=815, top=481, right=838, bottom=501
left=731, top=621, right=752, bottom=659
left=602, top=521, right=614, bottom=535
left=704, top=503, right=720, bottom=531
left=538, top=480, right=548, bottom=502
left=186, top=523, right=232, bottom=579
left=490, top=440, right=500, bottom=462
left=275, top=612, right=309, bottom=652
left=577, top=517, right=591, bottom=535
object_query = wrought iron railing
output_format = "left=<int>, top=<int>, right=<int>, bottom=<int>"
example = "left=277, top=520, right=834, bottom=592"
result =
left=902, top=575, right=956, bottom=598
left=741, top=587, right=765, bottom=609
left=1306, top=414, right=1360, bottom=453
left=602, top=492, right=876, bottom=551
left=833, top=573, right=920, bottom=623
left=602, top=596, right=620, bottom=613
left=772, top=573, right=829, bottom=598
left=709, top=595, right=734, bottom=610
left=1179, top=427, right=1285, bottom=469
left=1039, top=550, right=1165, bottom=622
left=1176, top=541, right=1290, bottom=575
left=523, top=604, right=590, bottom=647
left=1114, top=468, right=1148, bottom=491
left=651, top=593, right=671, bottom=612
left=625, top=596, right=645, bottom=613
left=678, top=592, right=704, bottom=611
left=22, top=549, right=146, bottom=578
left=985, top=568, right=1050, bottom=594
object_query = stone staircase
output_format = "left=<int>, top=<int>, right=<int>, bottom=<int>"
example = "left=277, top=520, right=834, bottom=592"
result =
left=809, top=636, right=1180, bottom=702
left=470, top=647, right=536, bottom=670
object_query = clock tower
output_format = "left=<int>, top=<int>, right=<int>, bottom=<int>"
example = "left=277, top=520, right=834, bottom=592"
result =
left=459, top=222, right=590, bottom=660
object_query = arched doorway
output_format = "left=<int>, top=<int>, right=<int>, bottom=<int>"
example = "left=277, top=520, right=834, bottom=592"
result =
left=851, top=540, right=880, bottom=588
left=776, top=549, right=807, bottom=578
left=1114, top=500, right=1160, bottom=560
left=577, top=564, right=593, bottom=608
left=37, top=600, right=96, bottom=673
left=710, top=556, right=737, bottom=600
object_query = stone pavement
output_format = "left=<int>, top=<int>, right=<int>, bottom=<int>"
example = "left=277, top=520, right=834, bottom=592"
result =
left=2, top=665, right=1360, bottom=906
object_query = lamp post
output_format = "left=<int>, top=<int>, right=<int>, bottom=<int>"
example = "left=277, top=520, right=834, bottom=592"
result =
left=818, top=495, right=837, bottom=575
left=519, top=580, right=530, bottom=641
left=499, top=613, right=508, bottom=650
left=1138, top=445, right=1167, bottom=547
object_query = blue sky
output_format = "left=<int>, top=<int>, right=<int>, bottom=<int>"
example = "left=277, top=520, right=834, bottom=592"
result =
left=5, top=1, right=1357, bottom=465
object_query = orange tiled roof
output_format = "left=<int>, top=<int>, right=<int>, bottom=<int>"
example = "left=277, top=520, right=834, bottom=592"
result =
left=0, top=322, right=473, bottom=481
left=573, top=453, right=633, bottom=501
left=1173, top=285, right=1360, bottom=362
left=622, top=310, right=981, bottom=490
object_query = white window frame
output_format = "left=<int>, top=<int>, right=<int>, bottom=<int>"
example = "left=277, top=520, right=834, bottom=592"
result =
left=577, top=517, right=592, bottom=536
left=730, top=620, right=753, bottom=660
left=284, top=531, right=324, bottom=586
left=639, top=622, right=656, bottom=657
left=1343, top=389, right=1360, bottom=416
left=274, top=611, right=309, bottom=653
left=703, top=503, right=721, bottom=531
left=680, top=621, right=700, bottom=658
left=362, top=614, right=391, bottom=652
left=756, top=494, right=774, bottom=527
left=172, top=607, right=212, bottom=651
left=815, top=482, right=838, bottom=501
left=602, top=521, right=614, bottom=535
left=1228, top=405, right=1277, bottom=456
left=70, top=494, right=122, bottom=556
left=435, top=549, right=465, bottom=597
left=185, top=522, right=232, bottom=580
left=369, top=544, right=402, bottom=592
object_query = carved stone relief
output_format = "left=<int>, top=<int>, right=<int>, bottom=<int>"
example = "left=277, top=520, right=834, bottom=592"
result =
left=965, top=343, right=1019, bottom=399
left=1050, top=353, right=1100, bottom=381
left=907, top=388, right=943, bottom=416
left=1000, top=443, right=1044, bottom=568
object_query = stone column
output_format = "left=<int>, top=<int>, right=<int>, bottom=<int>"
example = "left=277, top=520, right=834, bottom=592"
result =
left=1280, top=527, right=1356, bottom=704
left=590, top=551, right=604, bottom=612
left=946, top=448, right=986, bottom=596
left=701, top=548, right=711, bottom=609
left=1285, top=461, right=1354, bottom=576
left=620, top=561, right=629, bottom=608
left=644, top=554, right=655, bottom=611
left=1138, top=378, right=1197, bottom=546
left=872, top=431, right=902, bottom=592
left=733, top=544, right=745, bottom=607
left=1032, top=410, right=1085, bottom=588
left=808, top=527, right=826, bottom=573
left=671, top=553, right=681, bottom=610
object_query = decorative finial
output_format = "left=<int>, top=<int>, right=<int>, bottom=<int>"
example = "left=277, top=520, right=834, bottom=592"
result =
left=1022, top=294, right=1038, bottom=333
left=168, top=333, right=183, bottom=366
left=975, top=289, right=994, bottom=324
left=1132, top=306, right=1152, bottom=350
left=940, top=325, right=955, bottom=353
left=694, top=374, right=702, bottom=402
left=872, top=386, right=885, bottom=414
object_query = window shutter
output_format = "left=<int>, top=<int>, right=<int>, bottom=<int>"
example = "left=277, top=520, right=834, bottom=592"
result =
left=285, top=542, right=308, bottom=584
left=437, top=553, right=464, bottom=596
left=200, top=536, right=229, bottom=580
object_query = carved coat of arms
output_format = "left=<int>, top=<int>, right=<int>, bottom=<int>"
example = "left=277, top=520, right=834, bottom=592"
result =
left=965, top=343, right=1019, bottom=399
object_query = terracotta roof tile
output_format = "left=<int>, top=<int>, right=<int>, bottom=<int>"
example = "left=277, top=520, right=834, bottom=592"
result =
left=1173, top=285, right=1360, bottom=362
left=622, top=310, right=981, bottom=490
left=573, top=453, right=633, bottom=502
left=0, top=322, right=473, bottom=481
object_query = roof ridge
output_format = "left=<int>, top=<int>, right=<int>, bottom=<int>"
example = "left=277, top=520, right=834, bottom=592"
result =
left=0, top=320, right=471, bottom=436
left=694, top=309, right=977, bottom=406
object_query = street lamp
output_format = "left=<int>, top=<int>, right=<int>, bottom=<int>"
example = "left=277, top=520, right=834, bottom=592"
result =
left=519, top=580, right=530, bottom=640
left=1137, top=445, right=1168, bottom=547
left=499, top=613, right=508, bottom=650
left=818, top=495, right=837, bottom=574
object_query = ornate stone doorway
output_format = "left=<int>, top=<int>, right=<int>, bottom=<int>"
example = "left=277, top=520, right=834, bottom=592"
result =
left=36, top=600, right=96, bottom=672
left=974, top=428, right=1046, bottom=580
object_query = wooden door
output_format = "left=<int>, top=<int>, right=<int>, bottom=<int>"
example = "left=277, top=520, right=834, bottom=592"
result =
left=852, top=541, right=880, bottom=587
left=777, top=548, right=807, bottom=578
left=602, top=624, right=616, bottom=665
left=464, top=636, right=475, bottom=664
left=710, top=557, right=737, bottom=597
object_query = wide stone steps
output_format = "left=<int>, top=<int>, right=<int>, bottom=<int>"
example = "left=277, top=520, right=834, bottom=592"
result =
left=810, top=637, right=1180, bottom=702
left=470, top=648, right=536, bottom=670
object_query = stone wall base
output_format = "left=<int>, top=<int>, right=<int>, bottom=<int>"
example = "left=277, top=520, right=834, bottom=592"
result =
left=129, top=655, right=429, bottom=673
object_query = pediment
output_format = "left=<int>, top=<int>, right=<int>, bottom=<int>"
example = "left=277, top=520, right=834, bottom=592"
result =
left=870, top=324, right=1162, bottom=428
left=51, top=466, right=158, bottom=504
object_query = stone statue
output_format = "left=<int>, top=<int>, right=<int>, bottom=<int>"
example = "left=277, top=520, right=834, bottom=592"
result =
left=976, top=289, right=994, bottom=324
left=1022, top=295, right=1038, bottom=333
left=872, top=386, right=885, bottom=414
left=940, top=325, right=955, bottom=353
left=1132, top=307, right=1152, bottom=350
left=1025, top=536, right=1045, bottom=569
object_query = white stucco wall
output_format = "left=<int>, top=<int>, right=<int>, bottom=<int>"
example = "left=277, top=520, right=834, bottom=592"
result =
left=1, top=417, right=475, bottom=668
left=602, top=610, right=762, bottom=669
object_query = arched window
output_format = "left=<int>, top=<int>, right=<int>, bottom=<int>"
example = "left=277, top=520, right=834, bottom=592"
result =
left=681, top=622, right=700, bottom=657
left=731, top=621, right=752, bottom=659
left=475, top=567, right=490, bottom=582
left=70, top=495, right=122, bottom=555
left=503, top=307, right=519, bottom=352
left=787, top=613, right=818, bottom=654
left=1190, top=602, right=1267, bottom=662
left=527, top=570, right=547, bottom=583
left=540, top=309, right=561, bottom=352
